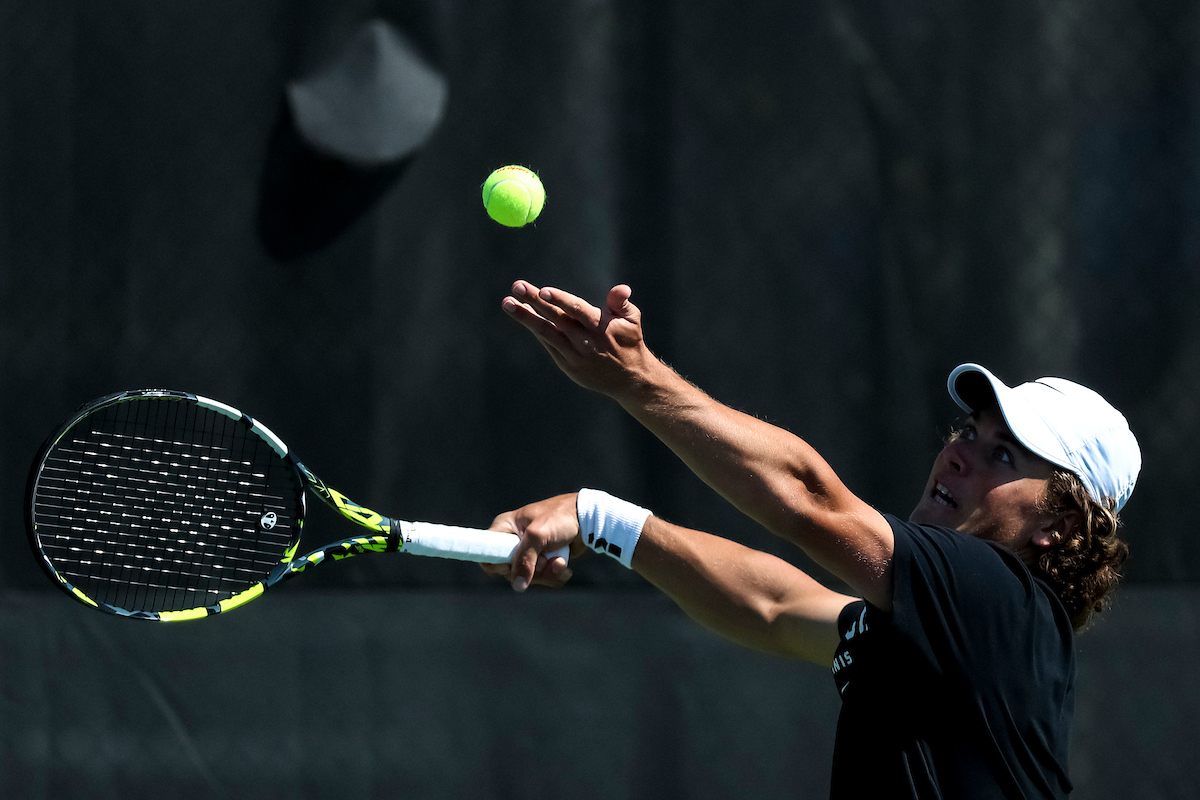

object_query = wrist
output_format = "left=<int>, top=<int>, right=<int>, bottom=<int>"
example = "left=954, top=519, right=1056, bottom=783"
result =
left=614, top=359, right=700, bottom=421
left=575, top=489, right=652, bottom=568
left=616, top=352, right=669, bottom=399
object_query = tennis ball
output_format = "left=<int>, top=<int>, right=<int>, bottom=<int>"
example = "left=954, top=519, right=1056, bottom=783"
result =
left=482, top=165, right=545, bottom=227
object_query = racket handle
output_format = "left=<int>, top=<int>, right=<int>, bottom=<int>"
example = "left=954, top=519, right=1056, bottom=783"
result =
left=398, top=521, right=570, bottom=565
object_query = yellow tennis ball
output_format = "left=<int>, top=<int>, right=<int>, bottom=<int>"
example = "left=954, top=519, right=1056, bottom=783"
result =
left=482, top=165, right=545, bottom=227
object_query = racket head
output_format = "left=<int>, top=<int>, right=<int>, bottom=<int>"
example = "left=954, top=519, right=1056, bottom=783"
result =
left=25, top=390, right=306, bottom=620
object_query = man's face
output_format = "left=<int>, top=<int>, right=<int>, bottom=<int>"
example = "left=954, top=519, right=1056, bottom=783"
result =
left=910, top=404, right=1058, bottom=559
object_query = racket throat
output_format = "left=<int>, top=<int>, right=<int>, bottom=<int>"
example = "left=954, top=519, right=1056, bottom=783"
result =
left=270, top=522, right=402, bottom=584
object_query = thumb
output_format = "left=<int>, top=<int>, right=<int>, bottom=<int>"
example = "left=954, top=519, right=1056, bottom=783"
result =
left=606, top=284, right=637, bottom=320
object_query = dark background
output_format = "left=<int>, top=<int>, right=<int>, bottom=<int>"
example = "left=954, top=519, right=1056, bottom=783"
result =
left=1, top=0, right=1198, bottom=797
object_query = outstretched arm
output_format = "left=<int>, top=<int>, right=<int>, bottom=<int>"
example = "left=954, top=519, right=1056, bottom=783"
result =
left=485, top=493, right=855, bottom=665
left=637, top=516, right=854, bottom=663
left=501, top=281, right=894, bottom=609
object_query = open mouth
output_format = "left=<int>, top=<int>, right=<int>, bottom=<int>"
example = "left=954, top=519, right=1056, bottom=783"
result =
left=931, top=482, right=958, bottom=509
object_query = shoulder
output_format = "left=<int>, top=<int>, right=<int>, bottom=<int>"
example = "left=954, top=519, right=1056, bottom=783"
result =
left=884, top=514, right=1073, bottom=663
left=886, top=514, right=1035, bottom=592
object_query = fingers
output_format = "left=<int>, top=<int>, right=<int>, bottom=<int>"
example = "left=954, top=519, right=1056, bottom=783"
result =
left=506, top=280, right=639, bottom=329
left=502, top=283, right=606, bottom=376
left=534, top=285, right=604, bottom=328
left=508, top=281, right=577, bottom=326
left=539, top=557, right=573, bottom=588
left=476, top=553, right=574, bottom=588
left=501, top=284, right=583, bottom=358
left=509, top=537, right=573, bottom=591
left=483, top=494, right=582, bottom=592
left=501, top=293, right=568, bottom=341
left=507, top=281, right=568, bottom=323
left=510, top=536, right=540, bottom=593
left=507, top=281, right=605, bottom=329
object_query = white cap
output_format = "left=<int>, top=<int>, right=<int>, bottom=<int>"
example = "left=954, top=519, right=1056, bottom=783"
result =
left=947, top=363, right=1141, bottom=513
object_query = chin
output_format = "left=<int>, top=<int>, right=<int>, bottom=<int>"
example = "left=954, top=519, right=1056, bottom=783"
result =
left=910, top=498, right=961, bottom=528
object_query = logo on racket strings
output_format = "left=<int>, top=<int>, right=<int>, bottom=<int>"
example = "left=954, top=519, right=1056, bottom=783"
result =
left=259, top=511, right=278, bottom=530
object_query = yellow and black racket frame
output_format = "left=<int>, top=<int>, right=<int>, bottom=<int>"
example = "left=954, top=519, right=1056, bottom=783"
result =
left=26, top=389, right=405, bottom=622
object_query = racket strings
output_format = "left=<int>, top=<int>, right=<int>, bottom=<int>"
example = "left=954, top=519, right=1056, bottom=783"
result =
left=32, top=397, right=300, bottom=613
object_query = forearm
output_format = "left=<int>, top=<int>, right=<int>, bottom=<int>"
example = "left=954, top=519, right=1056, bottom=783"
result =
left=631, top=517, right=852, bottom=665
left=487, top=491, right=854, bottom=662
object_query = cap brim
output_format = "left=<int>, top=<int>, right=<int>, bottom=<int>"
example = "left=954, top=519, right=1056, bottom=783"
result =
left=947, top=363, right=1075, bottom=473
left=948, top=363, right=1000, bottom=414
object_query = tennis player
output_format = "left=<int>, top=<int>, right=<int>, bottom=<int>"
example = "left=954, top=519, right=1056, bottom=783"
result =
left=485, top=280, right=1139, bottom=799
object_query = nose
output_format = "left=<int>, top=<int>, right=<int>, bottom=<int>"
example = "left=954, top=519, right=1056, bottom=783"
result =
left=941, top=436, right=971, bottom=476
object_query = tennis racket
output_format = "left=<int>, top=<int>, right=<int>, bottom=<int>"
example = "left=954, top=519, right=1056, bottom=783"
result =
left=25, top=389, right=562, bottom=621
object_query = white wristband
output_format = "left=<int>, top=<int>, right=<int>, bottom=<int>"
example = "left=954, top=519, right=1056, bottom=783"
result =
left=576, top=488, right=652, bottom=569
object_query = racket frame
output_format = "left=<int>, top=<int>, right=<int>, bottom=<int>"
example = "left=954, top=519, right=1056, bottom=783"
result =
left=25, top=389, right=513, bottom=622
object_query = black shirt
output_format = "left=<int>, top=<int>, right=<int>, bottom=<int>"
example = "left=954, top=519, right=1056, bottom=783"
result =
left=829, top=515, right=1075, bottom=799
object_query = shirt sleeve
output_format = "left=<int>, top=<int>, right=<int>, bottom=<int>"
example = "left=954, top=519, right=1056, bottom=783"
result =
left=884, top=514, right=1068, bottom=686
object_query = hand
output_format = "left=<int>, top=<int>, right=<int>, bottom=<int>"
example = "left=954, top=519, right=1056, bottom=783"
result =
left=501, top=281, right=654, bottom=398
left=483, top=493, right=588, bottom=592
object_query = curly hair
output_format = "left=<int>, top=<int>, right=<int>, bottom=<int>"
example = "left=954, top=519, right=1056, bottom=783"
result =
left=1032, top=470, right=1129, bottom=631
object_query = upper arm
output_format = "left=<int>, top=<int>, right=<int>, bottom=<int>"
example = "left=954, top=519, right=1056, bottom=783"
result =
left=625, top=381, right=897, bottom=608
left=791, top=495, right=895, bottom=612
left=766, top=579, right=858, bottom=665
left=613, top=365, right=897, bottom=609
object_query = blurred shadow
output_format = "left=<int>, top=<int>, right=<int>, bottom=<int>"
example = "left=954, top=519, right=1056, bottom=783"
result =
left=257, top=100, right=413, bottom=261
left=256, top=18, right=446, bottom=261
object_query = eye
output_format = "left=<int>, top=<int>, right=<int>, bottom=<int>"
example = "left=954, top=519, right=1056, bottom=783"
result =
left=994, top=447, right=1014, bottom=465
left=961, top=424, right=977, bottom=441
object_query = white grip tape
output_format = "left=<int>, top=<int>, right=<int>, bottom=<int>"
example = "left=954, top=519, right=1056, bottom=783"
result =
left=399, top=521, right=569, bottom=565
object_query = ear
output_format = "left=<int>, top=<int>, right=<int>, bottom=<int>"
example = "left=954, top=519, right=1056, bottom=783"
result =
left=1031, top=509, right=1083, bottom=549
